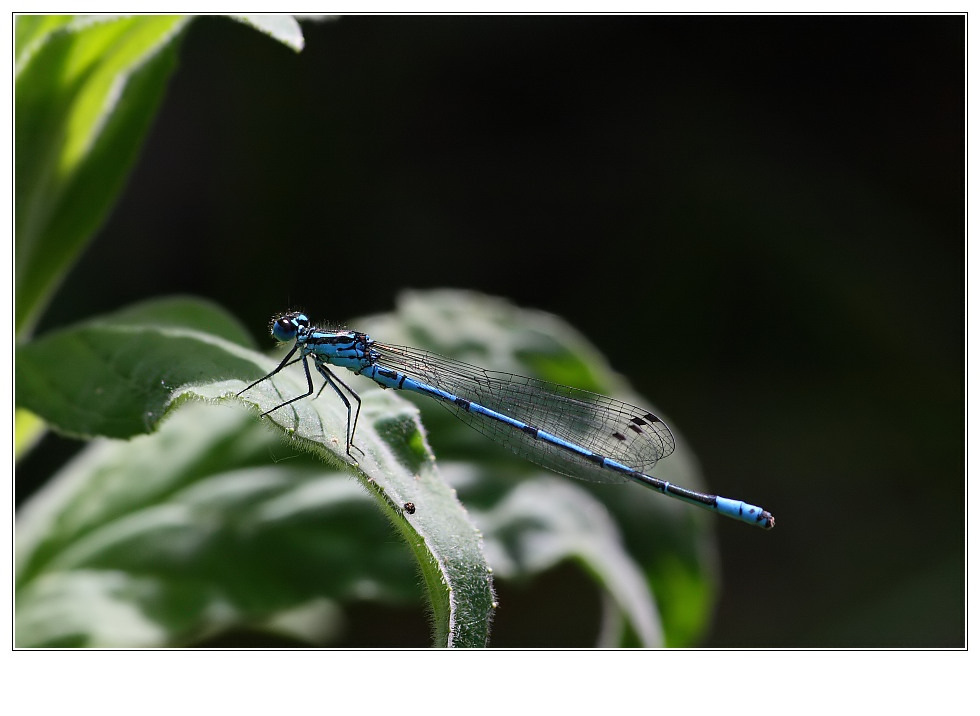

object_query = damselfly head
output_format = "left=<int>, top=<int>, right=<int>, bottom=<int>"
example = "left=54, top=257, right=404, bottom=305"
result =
left=270, top=312, right=309, bottom=342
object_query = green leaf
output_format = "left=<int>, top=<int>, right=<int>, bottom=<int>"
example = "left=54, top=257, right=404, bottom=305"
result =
left=193, top=347, right=495, bottom=648
left=15, top=404, right=427, bottom=646
left=15, top=408, right=46, bottom=460
left=354, top=289, right=721, bottom=646
left=15, top=15, right=191, bottom=338
left=16, top=296, right=495, bottom=647
left=14, top=15, right=308, bottom=338
left=14, top=15, right=74, bottom=66
left=448, top=464, right=663, bottom=646
left=15, top=296, right=258, bottom=439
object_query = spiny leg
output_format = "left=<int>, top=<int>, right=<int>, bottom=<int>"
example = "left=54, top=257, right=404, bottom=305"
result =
left=322, top=365, right=364, bottom=452
left=312, top=359, right=364, bottom=458
left=237, top=343, right=300, bottom=396
left=255, top=352, right=317, bottom=417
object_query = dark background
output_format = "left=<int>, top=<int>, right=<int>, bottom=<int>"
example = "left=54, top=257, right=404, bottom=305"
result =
left=20, top=15, right=965, bottom=647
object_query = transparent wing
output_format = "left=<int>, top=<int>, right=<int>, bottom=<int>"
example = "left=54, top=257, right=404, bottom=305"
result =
left=373, top=342, right=675, bottom=484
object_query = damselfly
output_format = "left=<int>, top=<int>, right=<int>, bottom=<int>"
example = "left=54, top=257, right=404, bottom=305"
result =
left=238, top=312, right=775, bottom=530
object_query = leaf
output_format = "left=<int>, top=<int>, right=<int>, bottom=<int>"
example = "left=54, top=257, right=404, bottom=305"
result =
left=446, top=464, right=663, bottom=646
left=15, top=408, right=46, bottom=460
left=14, top=15, right=74, bottom=68
left=14, top=15, right=308, bottom=338
left=15, top=296, right=259, bottom=439
left=15, top=404, right=422, bottom=647
left=16, top=296, right=494, bottom=647
left=354, top=289, right=721, bottom=646
left=15, top=15, right=191, bottom=337
left=230, top=15, right=305, bottom=52
left=193, top=349, right=495, bottom=648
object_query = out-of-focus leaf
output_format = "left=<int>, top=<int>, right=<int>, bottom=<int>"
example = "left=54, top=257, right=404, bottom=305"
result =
left=447, top=464, right=662, bottom=646
left=14, top=14, right=74, bottom=67
left=230, top=15, right=305, bottom=52
left=15, top=404, right=423, bottom=647
left=15, top=15, right=191, bottom=337
left=15, top=408, right=47, bottom=460
left=14, top=14, right=308, bottom=338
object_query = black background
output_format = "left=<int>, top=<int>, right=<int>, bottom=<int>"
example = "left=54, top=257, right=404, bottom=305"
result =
left=21, top=14, right=965, bottom=647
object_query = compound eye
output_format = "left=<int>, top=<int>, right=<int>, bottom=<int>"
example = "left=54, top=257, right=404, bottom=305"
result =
left=271, top=315, right=300, bottom=342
